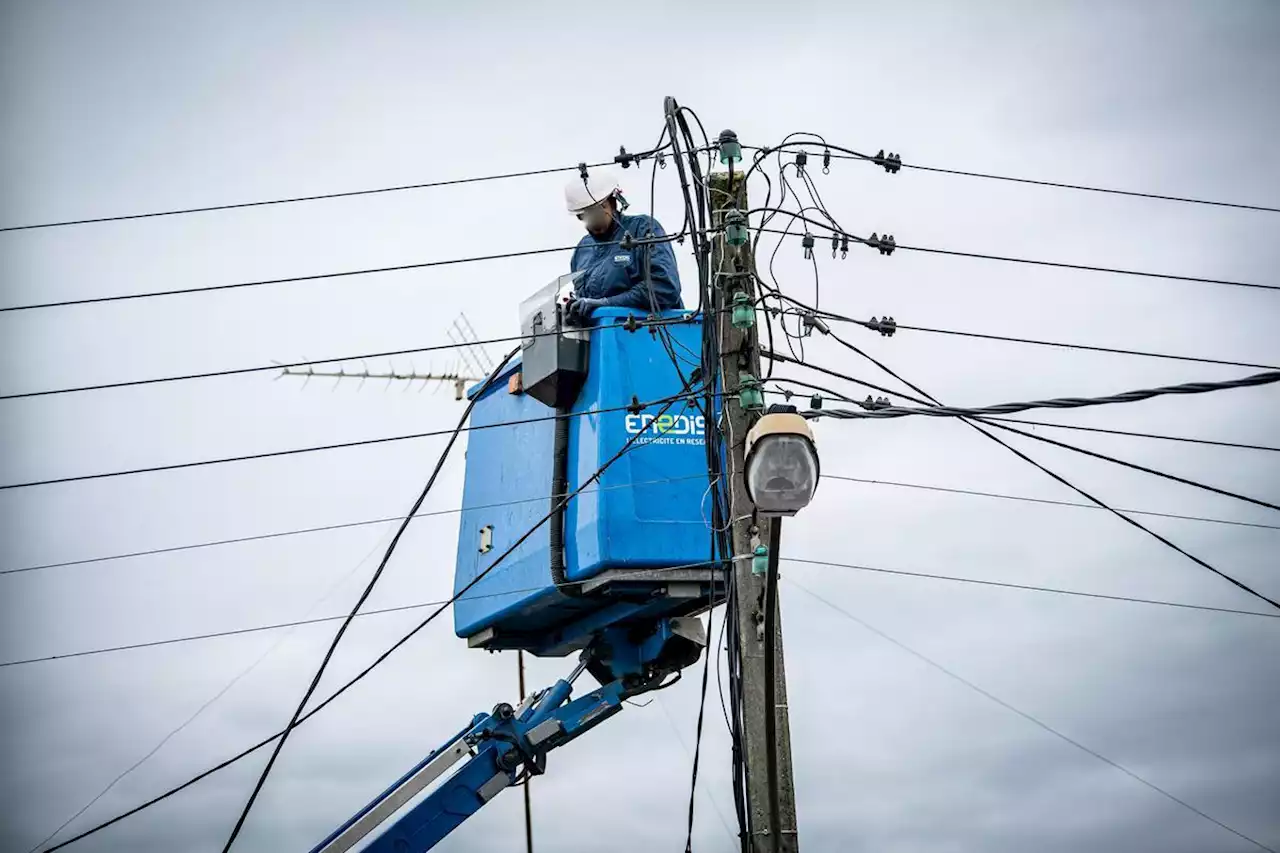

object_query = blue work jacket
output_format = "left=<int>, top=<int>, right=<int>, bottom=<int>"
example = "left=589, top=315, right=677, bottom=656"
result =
left=568, top=212, right=684, bottom=311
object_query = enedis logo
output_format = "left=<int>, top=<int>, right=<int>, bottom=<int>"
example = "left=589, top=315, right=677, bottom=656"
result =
left=624, top=413, right=706, bottom=446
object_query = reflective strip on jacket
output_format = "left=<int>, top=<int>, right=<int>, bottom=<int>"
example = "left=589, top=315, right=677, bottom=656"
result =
left=569, top=212, right=684, bottom=311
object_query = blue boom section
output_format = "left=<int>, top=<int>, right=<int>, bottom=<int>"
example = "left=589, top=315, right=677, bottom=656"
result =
left=452, top=310, right=714, bottom=652
left=311, top=614, right=708, bottom=853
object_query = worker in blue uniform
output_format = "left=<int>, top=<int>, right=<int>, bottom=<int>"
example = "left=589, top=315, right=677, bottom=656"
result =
left=563, top=171, right=683, bottom=325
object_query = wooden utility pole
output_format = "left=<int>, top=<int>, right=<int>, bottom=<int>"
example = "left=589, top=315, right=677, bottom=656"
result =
left=710, top=168, right=800, bottom=852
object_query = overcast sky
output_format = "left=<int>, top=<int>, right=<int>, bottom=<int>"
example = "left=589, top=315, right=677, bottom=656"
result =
left=2, top=1, right=1279, bottom=851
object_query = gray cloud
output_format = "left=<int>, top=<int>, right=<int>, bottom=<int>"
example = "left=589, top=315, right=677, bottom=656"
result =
left=3, top=1, right=1279, bottom=851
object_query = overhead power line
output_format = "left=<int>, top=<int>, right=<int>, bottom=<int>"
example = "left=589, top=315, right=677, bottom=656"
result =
left=806, top=333, right=1280, bottom=610
left=897, top=242, right=1279, bottom=293
left=0, top=391, right=702, bottom=491
left=8, top=467, right=1272, bottom=582
left=977, top=419, right=1280, bottom=515
left=1, top=222, right=686, bottom=315
left=903, top=161, right=1280, bottom=213
left=768, top=364, right=1279, bottom=454
left=787, top=579, right=1278, bottom=853
left=0, top=597, right=460, bottom=668
left=41, top=391, right=696, bottom=852
left=0, top=161, right=613, bottom=233
left=813, top=312, right=1280, bottom=372
left=217, top=346, right=515, bottom=851
left=771, top=353, right=1280, bottom=516
left=806, top=370, right=1280, bottom=424
left=979, top=416, right=1280, bottom=454
left=783, top=558, right=1279, bottom=619
left=754, top=221, right=1278, bottom=293
left=1, top=244, right=579, bottom=313
left=768, top=143, right=1280, bottom=214
left=10, top=543, right=1275, bottom=669
left=0, top=314, right=694, bottom=400
left=825, top=475, right=1280, bottom=531
left=1, top=474, right=711, bottom=577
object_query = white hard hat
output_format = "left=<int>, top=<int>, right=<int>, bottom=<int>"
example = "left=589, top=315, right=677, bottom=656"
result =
left=565, top=170, right=621, bottom=214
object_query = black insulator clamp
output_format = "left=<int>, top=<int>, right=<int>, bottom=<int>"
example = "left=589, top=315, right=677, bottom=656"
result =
left=868, top=315, right=897, bottom=337
left=578, top=162, right=590, bottom=182
left=615, top=146, right=634, bottom=168
left=822, top=149, right=831, bottom=174
left=802, top=231, right=815, bottom=259
left=627, top=395, right=643, bottom=415
left=831, top=233, right=840, bottom=258
left=810, top=394, right=823, bottom=410
left=873, top=149, right=902, bottom=174
left=840, top=234, right=850, bottom=259
left=795, top=151, right=808, bottom=174
left=868, top=232, right=896, bottom=256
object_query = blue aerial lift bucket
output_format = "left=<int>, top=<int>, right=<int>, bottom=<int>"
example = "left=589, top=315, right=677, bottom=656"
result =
left=452, top=298, right=723, bottom=658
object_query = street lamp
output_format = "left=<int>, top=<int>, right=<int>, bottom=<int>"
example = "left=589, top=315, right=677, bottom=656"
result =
left=744, top=406, right=820, bottom=516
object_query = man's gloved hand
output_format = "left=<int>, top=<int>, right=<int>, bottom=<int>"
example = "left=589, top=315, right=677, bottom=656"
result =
left=564, top=297, right=604, bottom=327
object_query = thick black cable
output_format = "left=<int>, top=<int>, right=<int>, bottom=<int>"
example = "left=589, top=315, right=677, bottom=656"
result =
left=899, top=242, right=1280, bottom=293
left=748, top=156, right=781, bottom=383
left=770, top=374, right=1279, bottom=455
left=1, top=231, right=685, bottom=314
left=964, top=422, right=1280, bottom=615
left=769, top=309, right=1280, bottom=449
left=43, top=387, right=694, bottom=852
left=13, top=531, right=1276, bottom=670
left=762, top=521, right=783, bottom=852
left=774, top=353, right=1280, bottom=516
left=1, top=245, right=573, bottom=313
left=0, top=314, right=695, bottom=401
left=779, top=143, right=1280, bottom=214
left=0, top=162, right=614, bottom=233
left=901, top=162, right=1280, bottom=213
left=0, top=389, right=704, bottom=492
left=669, top=95, right=735, bottom=853
left=650, top=105, right=725, bottom=853
left=817, top=335, right=1280, bottom=609
left=738, top=141, right=876, bottom=193
left=834, top=315, right=1280, bottom=372
left=825, top=475, right=1280, bottom=532
left=788, top=580, right=1278, bottom=853
left=217, top=346, right=515, bottom=851
left=753, top=221, right=1278, bottom=293
left=764, top=349, right=920, bottom=402
left=814, top=329, right=1280, bottom=453
left=1, top=597, right=460, bottom=668
left=805, top=371, right=1280, bottom=423
left=673, top=96, right=749, bottom=850
left=7, top=464, right=1267, bottom=582
left=752, top=190, right=1280, bottom=525
left=2, top=474, right=711, bottom=577
left=784, top=558, right=1279, bottom=619
left=982, top=417, right=1280, bottom=513
left=681, top=602, right=718, bottom=853
left=979, top=415, right=1280, bottom=453
left=766, top=376, right=860, bottom=407
left=743, top=154, right=1280, bottom=610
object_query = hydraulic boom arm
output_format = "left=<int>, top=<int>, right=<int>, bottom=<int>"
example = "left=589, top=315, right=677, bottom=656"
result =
left=309, top=616, right=706, bottom=853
